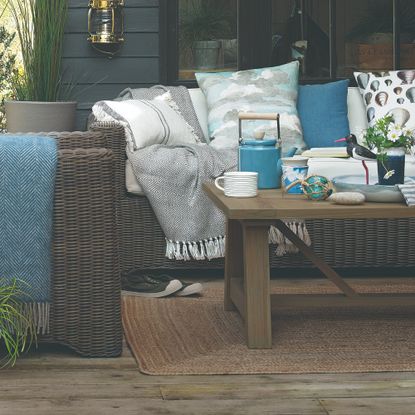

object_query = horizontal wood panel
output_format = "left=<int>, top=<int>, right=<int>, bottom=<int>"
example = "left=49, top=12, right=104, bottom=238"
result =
left=71, top=83, right=153, bottom=105
left=65, top=7, right=159, bottom=33
left=63, top=33, right=159, bottom=58
left=62, top=57, right=159, bottom=84
left=75, top=109, right=91, bottom=131
left=68, top=0, right=159, bottom=7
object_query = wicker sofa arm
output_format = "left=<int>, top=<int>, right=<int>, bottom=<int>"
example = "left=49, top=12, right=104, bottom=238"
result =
left=51, top=147, right=122, bottom=357
left=53, top=130, right=108, bottom=150
left=89, top=122, right=127, bottom=195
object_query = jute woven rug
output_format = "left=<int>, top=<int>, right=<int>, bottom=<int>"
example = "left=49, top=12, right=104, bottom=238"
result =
left=122, top=279, right=415, bottom=375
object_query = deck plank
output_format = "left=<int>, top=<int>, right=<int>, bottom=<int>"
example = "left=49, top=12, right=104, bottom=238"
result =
left=321, top=397, right=415, bottom=415
left=0, top=398, right=327, bottom=415
left=2, top=278, right=415, bottom=414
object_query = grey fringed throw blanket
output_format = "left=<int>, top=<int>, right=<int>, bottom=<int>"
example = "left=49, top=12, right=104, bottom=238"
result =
left=128, top=144, right=311, bottom=261
left=129, top=144, right=235, bottom=260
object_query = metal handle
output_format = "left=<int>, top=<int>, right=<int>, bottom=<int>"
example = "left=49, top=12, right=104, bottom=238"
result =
left=238, top=112, right=280, bottom=143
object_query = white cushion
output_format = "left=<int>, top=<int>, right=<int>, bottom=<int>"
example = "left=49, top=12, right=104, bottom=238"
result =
left=188, top=88, right=209, bottom=141
left=347, top=87, right=368, bottom=142
left=126, top=160, right=145, bottom=195
left=93, top=94, right=200, bottom=152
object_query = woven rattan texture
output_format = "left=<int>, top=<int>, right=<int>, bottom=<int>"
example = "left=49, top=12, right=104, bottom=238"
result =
left=9, top=132, right=122, bottom=356
left=51, top=146, right=121, bottom=356
left=91, top=122, right=415, bottom=271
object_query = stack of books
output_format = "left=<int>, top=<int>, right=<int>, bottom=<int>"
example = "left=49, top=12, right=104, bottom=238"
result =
left=301, top=147, right=349, bottom=158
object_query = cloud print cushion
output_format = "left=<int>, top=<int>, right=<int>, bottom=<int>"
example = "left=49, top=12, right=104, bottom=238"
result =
left=196, top=62, right=305, bottom=154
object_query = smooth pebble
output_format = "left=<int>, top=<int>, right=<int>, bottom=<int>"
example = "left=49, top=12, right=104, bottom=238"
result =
left=328, top=192, right=366, bottom=205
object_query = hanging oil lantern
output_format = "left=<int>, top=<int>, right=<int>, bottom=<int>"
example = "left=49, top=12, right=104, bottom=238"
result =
left=88, top=0, right=125, bottom=56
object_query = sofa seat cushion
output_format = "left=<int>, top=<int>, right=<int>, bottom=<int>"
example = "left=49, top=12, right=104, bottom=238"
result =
left=126, top=160, right=145, bottom=195
left=308, top=157, right=415, bottom=180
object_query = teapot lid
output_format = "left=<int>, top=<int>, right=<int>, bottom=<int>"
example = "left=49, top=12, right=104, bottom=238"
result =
left=240, top=139, right=277, bottom=146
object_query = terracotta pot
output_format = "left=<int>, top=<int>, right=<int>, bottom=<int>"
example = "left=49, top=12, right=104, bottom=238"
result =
left=5, top=101, right=77, bottom=133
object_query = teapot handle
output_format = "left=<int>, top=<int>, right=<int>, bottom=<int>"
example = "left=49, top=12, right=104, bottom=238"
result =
left=238, top=112, right=280, bottom=143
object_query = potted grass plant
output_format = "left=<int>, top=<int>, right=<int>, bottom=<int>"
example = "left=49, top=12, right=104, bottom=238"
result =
left=180, top=0, right=233, bottom=70
left=0, top=278, right=35, bottom=367
left=4, top=0, right=76, bottom=133
left=0, top=24, right=17, bottom=133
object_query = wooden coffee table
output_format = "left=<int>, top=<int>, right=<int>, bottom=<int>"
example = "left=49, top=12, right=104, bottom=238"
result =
left=203, top=183, right=415, bottom=349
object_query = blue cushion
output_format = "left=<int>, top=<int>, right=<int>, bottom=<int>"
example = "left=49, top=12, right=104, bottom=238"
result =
left=297, top=79, right=350, bottom=148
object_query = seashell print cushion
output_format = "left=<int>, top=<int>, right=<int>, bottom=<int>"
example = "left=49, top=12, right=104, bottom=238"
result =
left=354, top=70, right=415, bottom=130
left=196, top=62, right=306, bottom=155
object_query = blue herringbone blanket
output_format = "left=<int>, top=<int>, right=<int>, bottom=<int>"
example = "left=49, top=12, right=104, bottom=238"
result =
left=0, top=135, right=57, bottom=333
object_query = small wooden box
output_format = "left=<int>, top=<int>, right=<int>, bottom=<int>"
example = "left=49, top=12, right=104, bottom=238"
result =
left=349, top=42, right=415, bottom=70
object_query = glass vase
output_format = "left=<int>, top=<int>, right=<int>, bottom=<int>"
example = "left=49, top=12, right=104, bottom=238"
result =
left=377, top=147, right=406, bottom=185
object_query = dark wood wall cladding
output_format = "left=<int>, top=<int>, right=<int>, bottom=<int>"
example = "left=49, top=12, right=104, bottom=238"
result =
left=64, top=0, right=160, bottom=130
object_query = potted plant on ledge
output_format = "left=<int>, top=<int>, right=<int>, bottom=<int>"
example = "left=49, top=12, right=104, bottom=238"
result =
left=363, top=115, right=415, bottom=185
left=180, top=0, right=233, bottom=70
left=5, top=0, right=76, bottom=133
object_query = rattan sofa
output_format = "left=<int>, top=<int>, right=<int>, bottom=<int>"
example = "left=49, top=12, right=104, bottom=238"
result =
left=88, top=121, right=415, bottom=274
left=44, top=131, right=122, bottom=357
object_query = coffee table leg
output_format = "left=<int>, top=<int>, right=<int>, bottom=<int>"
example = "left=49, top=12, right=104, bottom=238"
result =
left=243, top=223, right=272, bottom=349
left=225, top=219, right=243, bottom=311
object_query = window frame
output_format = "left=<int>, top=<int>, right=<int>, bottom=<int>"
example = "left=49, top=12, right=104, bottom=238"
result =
left=160, top=0, right=404, bottom=87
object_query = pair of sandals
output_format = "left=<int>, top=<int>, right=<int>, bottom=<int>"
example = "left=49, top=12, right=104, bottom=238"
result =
left=122, top=272, right=203, bottom=298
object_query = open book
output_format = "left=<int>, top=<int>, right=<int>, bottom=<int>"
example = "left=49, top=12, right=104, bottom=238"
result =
left=301, top=147, right=349, bottom=158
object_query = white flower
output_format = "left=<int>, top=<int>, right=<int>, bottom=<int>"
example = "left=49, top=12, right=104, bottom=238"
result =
left=384, top=170, right=395, bottom=179
left=404, top=128, right=414, bottom=137
left=358, top=129, right=366, bottom=143
left=387, top=130, right=401, bottom=142
left=388, top=123, right=403, bottom=133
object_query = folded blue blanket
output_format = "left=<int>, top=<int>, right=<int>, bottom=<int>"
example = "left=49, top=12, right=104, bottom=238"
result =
left=0, top=135, right=57, bottom=333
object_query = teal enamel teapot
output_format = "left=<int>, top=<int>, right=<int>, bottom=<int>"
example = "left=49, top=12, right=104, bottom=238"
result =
left=238, top=112, right=297, bottom=189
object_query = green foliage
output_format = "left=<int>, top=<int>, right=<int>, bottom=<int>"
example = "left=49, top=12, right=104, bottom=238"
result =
left=364, top=115, right=415, bottom=163
left=0, top=25, right=17, bottom=132
left=6, top=0, right=68, bottom=101
left=0, top=278, right=36, bottom=368
left=180, top=0, right=233, bottom=45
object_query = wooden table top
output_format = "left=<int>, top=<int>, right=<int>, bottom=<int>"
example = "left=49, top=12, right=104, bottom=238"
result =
left=203, top=183, right=415, bottom=220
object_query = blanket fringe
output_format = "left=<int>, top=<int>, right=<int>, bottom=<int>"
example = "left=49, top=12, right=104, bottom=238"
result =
left=24, top=302, right=50, bottom=335
left=165, top=221, right=311, bottom=261
left=269, top=221, right=311, bottom=257
left=166, top=237, right=226, bottom=261
left=5, top=303, right=50, bottom=336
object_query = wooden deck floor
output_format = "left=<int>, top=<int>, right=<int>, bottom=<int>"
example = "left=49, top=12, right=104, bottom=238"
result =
left=2, top=278, right=415, bottom=415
